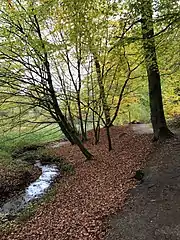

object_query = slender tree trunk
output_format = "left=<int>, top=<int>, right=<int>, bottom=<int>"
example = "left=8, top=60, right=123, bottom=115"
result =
left=44, top=54, right=92, bottom=159
left=76, top=57, right=87, bottom=142
left=92, top=104, right=100, bottom=144
left=48, top=80, right=92, bottom=159
left=93, top=54, right=111, bottom=126
left=94, top=120, right=101, bottom=145
left=67, top=103, right=76, bottom=131
left=77, top=92, right=87, bottom=141
left=84, top=106, right=90, bottom=139
left=106, top=126, right=112, bottom=151
left=93, top=54, right=113, bottom=148
left=140, top=0, right=173, bottom=140
left=128, top=108, right=131, bottom=123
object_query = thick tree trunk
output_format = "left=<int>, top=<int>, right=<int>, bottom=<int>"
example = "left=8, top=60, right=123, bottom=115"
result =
left=140, top=0, right=173, bottom=140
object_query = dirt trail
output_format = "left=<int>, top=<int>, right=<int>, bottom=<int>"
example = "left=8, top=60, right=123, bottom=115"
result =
left=105, top=132, right=180, bottom=240
left=131, top=124, right=153, bottom=135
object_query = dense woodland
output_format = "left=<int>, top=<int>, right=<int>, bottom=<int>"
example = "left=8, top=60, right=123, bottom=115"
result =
left=0, top=0, right=180, bottom=158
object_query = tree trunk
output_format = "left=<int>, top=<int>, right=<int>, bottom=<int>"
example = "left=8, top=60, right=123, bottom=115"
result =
left=77, top=92, right=87, bottom=141
left=93, top=54, right=111, bottom=126
left=50, top=86, right=92, bottom=160
left=67, top=103, right=77, bottom=132
left=106, top=126, right=112, bottom=151
left=140, top=0, right=173, bottom=140
left=57, top=120, right=75, bottom=145
left=44, top=55, right=92, bottom=159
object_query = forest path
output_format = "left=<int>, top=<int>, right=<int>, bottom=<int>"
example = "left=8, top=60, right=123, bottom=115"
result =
left=105, top=132, right=180, bottom=240
left=131, top=123, right=153, bottom=135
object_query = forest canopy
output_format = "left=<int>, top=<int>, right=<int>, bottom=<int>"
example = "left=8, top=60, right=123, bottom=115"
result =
left=0, top=0, right=179, bottom=155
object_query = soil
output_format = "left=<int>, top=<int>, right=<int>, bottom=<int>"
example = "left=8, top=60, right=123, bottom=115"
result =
left=105, top=132, right=180, bottom=240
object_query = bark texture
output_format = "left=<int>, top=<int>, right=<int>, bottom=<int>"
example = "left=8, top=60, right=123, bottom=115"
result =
left=140, top=0, right=173, bottom=140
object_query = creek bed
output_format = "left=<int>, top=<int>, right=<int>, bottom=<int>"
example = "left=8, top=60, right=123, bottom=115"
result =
left=0, top=160, right=59, bottom=220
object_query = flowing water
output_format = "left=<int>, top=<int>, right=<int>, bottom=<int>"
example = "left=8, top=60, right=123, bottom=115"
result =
left=0, top=161, right=59, bottom=217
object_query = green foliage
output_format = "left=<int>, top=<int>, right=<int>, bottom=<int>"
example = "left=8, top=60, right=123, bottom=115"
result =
left=0, top=125, right=62, bottom=154
left=16, top=202, right=37, bottom=223
left=38, top=148, right=75, bottom=174
left=0, top=125, right=63, bottom=177
left=60, top=163, right=75, bottom=175
left=0, top=0, right=179, bottom=143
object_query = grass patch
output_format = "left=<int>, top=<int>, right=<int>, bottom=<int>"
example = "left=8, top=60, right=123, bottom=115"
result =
left=61, top=162, right=75, bottom=175
left=15, top=187, right=57, bottom=223
left=16, top=184, right=57, bottom=223
left=0, top=124, right=63, bottom=172
left=0, top=124, right=63, bottom=155
left=0, top=154, right=33, bottom=173
left=38, top=148, right=75, bottom=175
left=16, top=202, right=37, bottom=222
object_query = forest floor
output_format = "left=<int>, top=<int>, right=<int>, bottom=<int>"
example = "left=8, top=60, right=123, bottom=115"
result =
left=105, top=128, right=180, bottom=240
left=0, top=124, right=179, bottom=239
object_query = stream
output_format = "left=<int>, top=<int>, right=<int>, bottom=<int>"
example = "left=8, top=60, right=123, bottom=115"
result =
left=0, top=160, right=59, bottom=219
